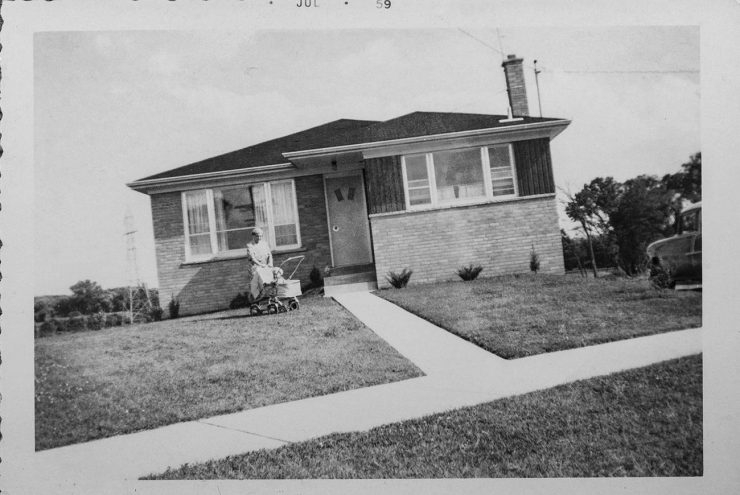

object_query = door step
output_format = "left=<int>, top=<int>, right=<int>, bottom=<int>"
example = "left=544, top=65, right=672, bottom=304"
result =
left=324, top=280, right=378, bottom=297
left=324, top=268, right=377, bottom=296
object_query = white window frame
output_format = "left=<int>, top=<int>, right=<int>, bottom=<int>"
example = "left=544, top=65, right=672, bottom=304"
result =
left=182, top=179, right=301, bottom=262
left=484, top=143, right=518, bottom=199
left=401, top=144, right=518, bottom=211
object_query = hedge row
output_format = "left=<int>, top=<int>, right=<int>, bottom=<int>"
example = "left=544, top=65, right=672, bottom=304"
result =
left=35, top=312, right=157, bottom=338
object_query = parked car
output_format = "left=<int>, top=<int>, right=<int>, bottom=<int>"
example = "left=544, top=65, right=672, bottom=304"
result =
left=647, top=201, right=702, bottom=287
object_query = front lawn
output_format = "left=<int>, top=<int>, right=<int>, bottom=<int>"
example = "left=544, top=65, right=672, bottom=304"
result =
left=35, top=297, right=423, bottom=450
left=378, top=274, right=701, bottom=359
left=148, top=355, right=702, bottom=479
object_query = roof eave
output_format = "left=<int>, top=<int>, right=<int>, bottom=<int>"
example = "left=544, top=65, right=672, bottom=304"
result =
left=282, top=119, right=571, bottom=160
left=127, top=163, right=296, bottom=194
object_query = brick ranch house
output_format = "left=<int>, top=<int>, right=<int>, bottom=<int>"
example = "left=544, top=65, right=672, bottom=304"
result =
left=128, top=55, right=570, bottom=316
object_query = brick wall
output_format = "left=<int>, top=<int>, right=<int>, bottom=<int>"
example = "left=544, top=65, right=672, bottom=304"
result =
left=150, top=175, right=331, bottom=316
left=370, top=195, right=564, bottom=288
left=502, top=55, right=529, bottom=117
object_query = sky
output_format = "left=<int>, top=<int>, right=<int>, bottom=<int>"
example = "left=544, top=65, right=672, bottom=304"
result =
left=34, top=27, right=700, bottom=295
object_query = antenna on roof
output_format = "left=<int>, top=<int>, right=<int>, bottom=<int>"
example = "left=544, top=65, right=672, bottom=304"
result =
left=534, top=59, right=543, bottom=118
left=496, top=29, right=505, bottom=62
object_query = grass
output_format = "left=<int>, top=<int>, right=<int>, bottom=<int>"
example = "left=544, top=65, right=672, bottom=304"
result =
left=147, top=355, right=702, bottom=479
left=35, top=297, right=423, bottom=451
left=378, top=274, right=702, bottom=359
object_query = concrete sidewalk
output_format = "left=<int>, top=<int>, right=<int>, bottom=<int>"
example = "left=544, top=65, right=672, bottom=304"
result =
left=34, top=292, right=702, bottom=481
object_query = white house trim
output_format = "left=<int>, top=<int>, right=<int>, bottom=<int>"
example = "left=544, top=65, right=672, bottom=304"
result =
left=282, top=120, right=571, bottom=160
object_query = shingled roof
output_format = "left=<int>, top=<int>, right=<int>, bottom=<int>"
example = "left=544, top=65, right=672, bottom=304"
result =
left=137, top=112, right=563, bottom=181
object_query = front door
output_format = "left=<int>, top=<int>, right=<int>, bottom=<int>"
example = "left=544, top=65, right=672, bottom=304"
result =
left=325, top=174, right=373, bottom=267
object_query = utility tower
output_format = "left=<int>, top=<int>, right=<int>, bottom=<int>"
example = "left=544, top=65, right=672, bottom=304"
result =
left=124, top=209, right=152, bottom=324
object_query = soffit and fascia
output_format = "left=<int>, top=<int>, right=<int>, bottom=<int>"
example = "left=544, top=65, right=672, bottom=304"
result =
left=127, top=119, right=570, bottom=195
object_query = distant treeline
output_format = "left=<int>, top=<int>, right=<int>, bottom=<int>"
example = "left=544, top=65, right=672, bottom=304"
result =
left=35, top=280, right=160, bottom=322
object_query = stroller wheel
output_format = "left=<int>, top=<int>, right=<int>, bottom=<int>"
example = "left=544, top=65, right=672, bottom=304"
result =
left=278, top=305, right=288, bottom=313
left=267, top=304, right=278, bottom=315
left=249, top=304, right=261, bottom=316
left=288, top=299, right=300, bottom=311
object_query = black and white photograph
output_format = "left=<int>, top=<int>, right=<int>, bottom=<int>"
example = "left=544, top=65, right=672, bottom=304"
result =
left=2, top=1, right=738, bottom=494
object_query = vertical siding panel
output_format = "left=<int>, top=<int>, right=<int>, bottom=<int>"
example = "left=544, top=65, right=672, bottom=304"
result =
left=364, top=156, right=405, bottom=214
left=535, top=140, right=546, bottom=193
left=514, top=138, right=555, bottom=196
left=543, top=140, right=555, bottom=193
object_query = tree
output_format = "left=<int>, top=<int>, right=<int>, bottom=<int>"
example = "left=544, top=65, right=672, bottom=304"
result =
left=610, top=175, right=675, bottom=274
left=68, top=280, right=112, bottom=314
left=662, top=152, right=701, bottom=204
left=564, top=177, right=620, bottom=277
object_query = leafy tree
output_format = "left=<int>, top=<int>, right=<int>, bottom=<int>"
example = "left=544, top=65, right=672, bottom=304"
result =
left=564, top=177, right=620, bottom=277
left=53, top=296, right=75, bottom=317
left=609, top=175, right=674, bottom=275
left=662, top=152, right=701, bottom=204
left=68, top=280, right=112, bottom=314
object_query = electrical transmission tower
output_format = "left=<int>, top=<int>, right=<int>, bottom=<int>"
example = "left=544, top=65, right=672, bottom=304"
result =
left=124, top=209, right=152, bottom=324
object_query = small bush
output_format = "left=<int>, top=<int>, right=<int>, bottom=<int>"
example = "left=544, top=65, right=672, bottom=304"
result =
left=386, top=268, right=413, bottom=289
left=87, top=312, right=106, bottom=330
left=229, top=292, right=250, bottom=310
left=649, top=260, right=674, bottom=289
left=67, top=316, right=87, bottom=332
left=49, top=317, right=69, bottom=332
left=310, top=266, right=324, bottom=288
left=35, top=310, right=49, bottom=323
left=68, top=310, right=83, bottom=318
left=148, top=305, right=164, bottom=322
left=168, top=297, right=180, bottom=319
left=38, top=320, right=59, bottom=337
left=457, top=264, right=483, bottom=281
left=530, top=246, right=541, bottom=273
left=106, top=313, right=123, bottom=327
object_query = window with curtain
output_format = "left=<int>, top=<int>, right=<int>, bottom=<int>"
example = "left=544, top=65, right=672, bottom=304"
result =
left=270, top=181, right=299, bottom=246
left=433, top=148, right=485, bottom=202
left=184, top=190, right=213, bottom=256
left=402, top=144, right=517, bottom=210
left=182, top=180, right=300, bottom=261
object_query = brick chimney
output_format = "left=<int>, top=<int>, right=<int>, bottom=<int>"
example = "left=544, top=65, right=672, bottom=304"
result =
left=502, top=54, right=529, bottom=117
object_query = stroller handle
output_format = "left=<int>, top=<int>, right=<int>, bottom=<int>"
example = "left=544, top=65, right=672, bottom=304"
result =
left=278, top=255, right=305, bottom=280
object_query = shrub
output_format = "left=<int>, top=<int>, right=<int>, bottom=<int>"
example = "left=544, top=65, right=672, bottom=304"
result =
left=68, top=310, right=83, bottom=318
left=50, top=317, right=69, bottom=332
left=649, top=260, right=674, bottom=289
left=309, top=266, right=324, bottom=288
left=87, top=312, right=106, bottom=330
left=457, top=264, right=483, bottom=281
left=67, top=316, right=87, bottom=332
left=35, top=310, right=49, bottom=323
left=230, top=292, right=250, bottom=310
left=38, top=320, right=59, bottom=337
left=148, top=305, right=164, bottom=322
left=168, top=297, right=180, bottom=319
left=530, top=246, right=541, bottom=273
left=105, top=313, right=123, bottom=327
left=386, top=268, right=413, bottom=288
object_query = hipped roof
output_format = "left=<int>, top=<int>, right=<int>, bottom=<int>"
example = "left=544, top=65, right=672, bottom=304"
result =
left=138, top=111, right=563, bottom=182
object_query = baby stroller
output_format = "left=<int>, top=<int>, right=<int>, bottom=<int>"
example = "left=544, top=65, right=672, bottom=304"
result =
left=249, top=255, right=304, bottom=316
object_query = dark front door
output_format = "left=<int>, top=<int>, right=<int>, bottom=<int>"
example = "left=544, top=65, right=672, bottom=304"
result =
left=325, top=174, right=373, bottom=267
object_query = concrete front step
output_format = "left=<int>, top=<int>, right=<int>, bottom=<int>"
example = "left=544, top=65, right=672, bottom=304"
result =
left=324, top=270, right=377, bottom=286
left=324, top=280, right=378, bottom=296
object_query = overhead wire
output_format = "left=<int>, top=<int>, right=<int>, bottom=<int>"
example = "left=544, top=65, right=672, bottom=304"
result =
left=454, top=28, right=698, bottom=75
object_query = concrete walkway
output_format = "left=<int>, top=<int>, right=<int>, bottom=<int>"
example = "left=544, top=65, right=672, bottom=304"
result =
left=34, top=292, right=702, bottom=481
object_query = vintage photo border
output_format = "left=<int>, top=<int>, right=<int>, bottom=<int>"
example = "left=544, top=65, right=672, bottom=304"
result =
left=2, top=1, right=738, bottom=493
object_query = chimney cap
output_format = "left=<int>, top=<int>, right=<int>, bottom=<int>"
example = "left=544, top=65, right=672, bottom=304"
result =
left=502, top=54, right=523, bottom=67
